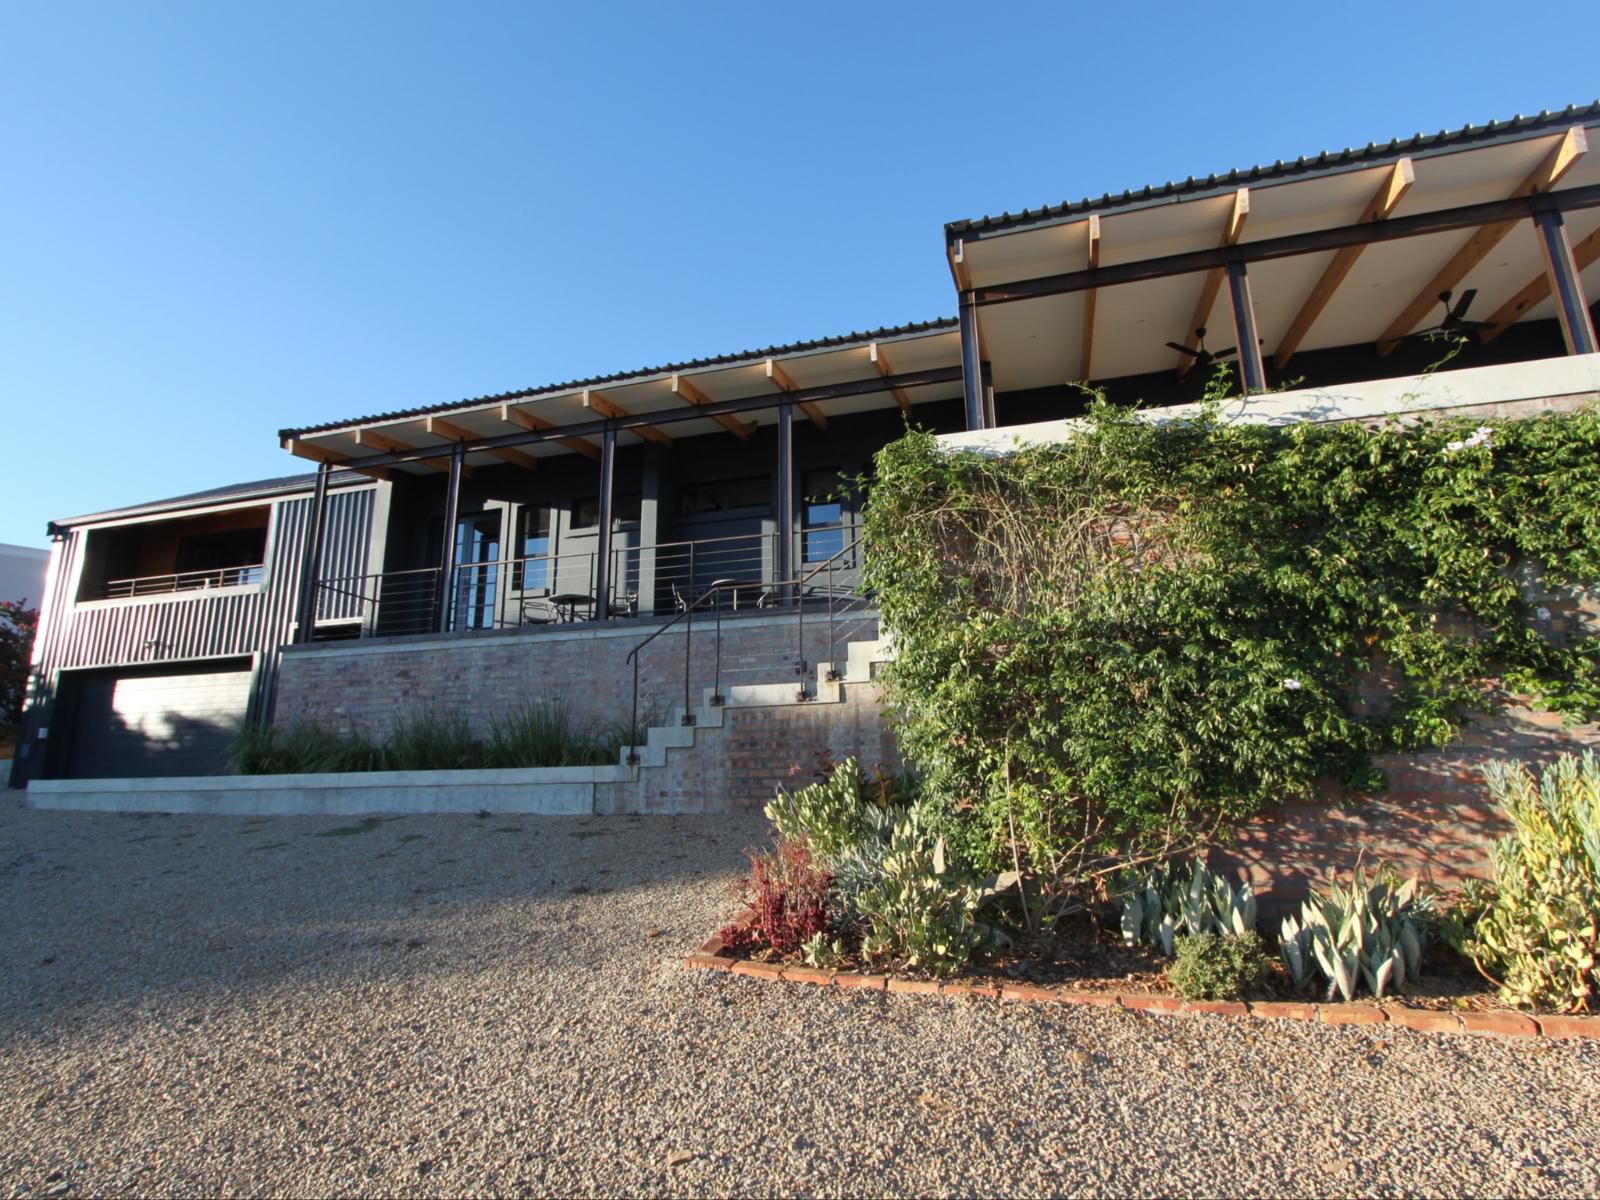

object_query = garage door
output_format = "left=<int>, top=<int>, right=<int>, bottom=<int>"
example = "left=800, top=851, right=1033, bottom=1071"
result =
left=61, top=659, right=254, bottom=779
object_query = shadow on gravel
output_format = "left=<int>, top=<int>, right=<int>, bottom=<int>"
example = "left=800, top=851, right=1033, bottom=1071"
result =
left=0, top=807, right=766, bottom=1038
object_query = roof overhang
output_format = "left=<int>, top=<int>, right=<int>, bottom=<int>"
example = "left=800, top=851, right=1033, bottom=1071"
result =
left=279, top=322, right=964, bottom=477
left=948, top=117, right=1600, bottom=391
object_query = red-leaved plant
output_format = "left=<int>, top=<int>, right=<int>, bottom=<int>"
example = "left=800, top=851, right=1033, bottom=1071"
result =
left=740, top=839, right=833, bottom=955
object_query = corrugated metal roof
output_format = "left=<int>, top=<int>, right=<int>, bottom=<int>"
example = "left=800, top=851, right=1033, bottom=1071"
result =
left=947, top=102, right=1600, bottom=238
left=50, top=470, right=371, bottom=531
left=279, top=316, right=959, bottom=440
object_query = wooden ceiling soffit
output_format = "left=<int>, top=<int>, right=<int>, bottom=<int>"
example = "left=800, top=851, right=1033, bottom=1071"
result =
left=1480, top=223, right=1600, bottom=341
left=426, top=416, right=538, bottom=470
left=499, top=403, right=603, bottom=461
left=1273, top=159, right=1415, bottom=369
left=284, top=438, right=389, bottom=481
left=1176, top=188, right=1251, bottom=378
left=669, top=375, right=754, bottom=439
left=1376, top=127, right=1588, bottom=354
left=580, top=389, right=673, bottom=445
left=356, top=427, right=458, bottom=475
left=1080, top=214, right=1101, bottom=380
left=765, top=360, right=827, bottom=429
left=865, top=345, right=913, bottom=417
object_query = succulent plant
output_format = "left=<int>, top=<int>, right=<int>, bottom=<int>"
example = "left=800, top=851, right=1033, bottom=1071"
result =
left=1118, top=857, right=1257, bottom=956
left=1281, top=865, right=1430, bottom=1001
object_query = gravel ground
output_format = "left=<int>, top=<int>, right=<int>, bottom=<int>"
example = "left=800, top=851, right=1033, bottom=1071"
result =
left=3, top=800, right=1598, bottom=1199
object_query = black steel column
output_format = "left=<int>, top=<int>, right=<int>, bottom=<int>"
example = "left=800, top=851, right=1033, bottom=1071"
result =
left=1226, top=259, right=1268, bottom=394
left=981, top=360, right=996, bottom=428
left=293, top=461, right=333, bottom=643
left=593, top=422, right=617, bottom=617
left=959, top=290, right=986, bottom=430
left=435, top=441, right=466, bottom=633
left=1534, top=208, right=1599, bottom=356
left=775, top=400, right=795, bottom=591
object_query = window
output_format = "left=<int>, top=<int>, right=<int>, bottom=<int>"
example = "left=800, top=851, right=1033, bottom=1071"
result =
left=572, top=494, right=641, bottom=529
left=78, top=506, right=270, bottom=600
left=516, top=506, right=553, bottom=592
left=803, top=469, right=848, bottom=563
left=679, top=477, right=769, bottom=517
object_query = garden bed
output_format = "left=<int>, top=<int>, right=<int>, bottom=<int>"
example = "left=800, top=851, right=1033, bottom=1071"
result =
left=686, top=912, right=1600, bottom=1040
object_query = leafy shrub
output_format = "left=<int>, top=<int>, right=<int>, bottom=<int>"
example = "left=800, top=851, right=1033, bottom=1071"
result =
left=856, top=814, right=995, bottom=975
left=1435, top=878, right=1494, bottom=959
left=744, top=841, right=833, bottom=956
left=0, top=598, right=39, bottom=724
left=864, top=405, right=1600, bottom=899
left=766, top=757, right=906, bottom=920
left=1118, top=857, right=1257, bottom=955
left=1468, top=753, right=1600, bottom=1013
left=1280, top=865, right=1429, bottom=1000
left=1170, top=931, right=1269, bottom=1001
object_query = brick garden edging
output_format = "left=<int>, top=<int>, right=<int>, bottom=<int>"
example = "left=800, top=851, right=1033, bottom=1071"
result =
left=684, top=926, right=1600, bottom=1042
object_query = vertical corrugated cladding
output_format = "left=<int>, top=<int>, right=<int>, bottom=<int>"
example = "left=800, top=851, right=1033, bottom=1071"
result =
left=24, top=481, right=377, bottom=729
left=254, top=484, right=376, bottom=718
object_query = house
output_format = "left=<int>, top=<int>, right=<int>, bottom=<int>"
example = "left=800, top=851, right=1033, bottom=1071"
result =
left=11, top=103, right=1600, bottom=802
left=0, top=543, right=49, bottom=610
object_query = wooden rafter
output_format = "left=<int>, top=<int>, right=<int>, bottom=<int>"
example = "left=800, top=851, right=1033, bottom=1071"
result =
left=1376, top=127, right=1588, bottom=354
left=1480, top=223, right=1600, bottom=341
left=764, top=361, right=827, bottom=429
left=426, top=416, right=539, bottom=470
left=580, top=389, right=673, bottom=445
left=1274, top=159, right=1415, bottom=368
left=1176, top=188, right=1251, bottom=377
left=356, top=428, right=454, bottom=474
left=499, top=403, right=602, bottom=460
left=669, top=374, right=754, bottom=439
left=1080, top=214, right=1101, bottom=379
left=284, top=438, right=388, bottom=481
left=866, top=344, right=913, bottom=416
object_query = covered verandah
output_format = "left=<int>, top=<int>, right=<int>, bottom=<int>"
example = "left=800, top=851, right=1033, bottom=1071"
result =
left=279, top=321, right=966, bottom=640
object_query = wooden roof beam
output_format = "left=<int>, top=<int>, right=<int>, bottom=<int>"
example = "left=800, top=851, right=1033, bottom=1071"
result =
left=1274, top=159, right=1415, bottom=369
left=1080, top=214, right=1101, bottom=380
left=1177, top=188, right=1250, bottom=378
left=865, top=345, right=913, bottom=417
left=1480, top=223, right=1600, bottom=341
left=580, top=389, right=674, bottom=445
left=1377, top=127, right=1587, bottom=354
left=669, top=374, right=754, bottom=439
left=356, top=427, right=455, bottom=474
left=765, top=361, right=828, bottom=429
left=426, top=416, right=539, bottom=470
left=499, top=403, right=602, bottom=460
left=284, top=438, right=388, bottom=481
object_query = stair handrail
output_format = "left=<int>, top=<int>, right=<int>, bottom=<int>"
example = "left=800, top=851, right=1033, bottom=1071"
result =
left=621, top=532, right=865, bottom=766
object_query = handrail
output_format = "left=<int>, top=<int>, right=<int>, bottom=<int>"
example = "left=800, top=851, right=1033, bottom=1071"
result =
left=621, top=532, right=865, bottom=765
left=98, top=562, right=266, bottom=599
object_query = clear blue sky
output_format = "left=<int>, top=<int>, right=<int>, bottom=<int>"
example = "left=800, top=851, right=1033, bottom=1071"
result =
left=2, top=1, right=1594, bottom=545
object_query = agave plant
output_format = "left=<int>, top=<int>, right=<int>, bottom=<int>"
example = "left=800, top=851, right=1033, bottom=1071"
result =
left=1119, top=857, right=1257, bottom=956
left=1281, top=865, right=1430, bottom=1001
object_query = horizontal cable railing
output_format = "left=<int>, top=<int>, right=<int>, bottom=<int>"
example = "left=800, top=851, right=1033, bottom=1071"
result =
left=96, top=563, right=265, bottom=600
left=312, top=526, right=858, bottom=638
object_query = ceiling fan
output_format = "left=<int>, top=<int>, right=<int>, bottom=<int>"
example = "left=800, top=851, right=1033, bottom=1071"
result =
left=1166, top=327, right=1237, bottom=371
left=1409, top=289, right=1496, bottom=339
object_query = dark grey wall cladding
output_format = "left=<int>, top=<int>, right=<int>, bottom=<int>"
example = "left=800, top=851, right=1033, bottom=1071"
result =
left=14, top=483, right=376, bottom=783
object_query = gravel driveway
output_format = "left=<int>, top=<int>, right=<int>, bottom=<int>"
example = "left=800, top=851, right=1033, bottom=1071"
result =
left=3, top=799, right=1597, bottom=1199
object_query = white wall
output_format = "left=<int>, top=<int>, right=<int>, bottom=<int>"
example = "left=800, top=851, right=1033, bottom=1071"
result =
left=0, top=543, right=49, bottom=608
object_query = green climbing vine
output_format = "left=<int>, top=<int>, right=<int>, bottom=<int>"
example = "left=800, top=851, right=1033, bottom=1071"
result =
left=862, top=388, right=1600, bottom=895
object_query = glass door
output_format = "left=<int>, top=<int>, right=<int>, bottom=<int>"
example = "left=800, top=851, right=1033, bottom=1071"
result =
left=452, top=512, right=502, bottom=630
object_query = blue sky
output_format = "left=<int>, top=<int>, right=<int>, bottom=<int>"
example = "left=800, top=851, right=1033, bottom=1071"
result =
left=2, top=1, right=1594, bottom=545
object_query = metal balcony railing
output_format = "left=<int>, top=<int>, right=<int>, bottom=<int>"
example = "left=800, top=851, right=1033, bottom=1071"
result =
left=95, top=563, right=266, bottom=600
left=313, top=524, right=861, bottom=639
